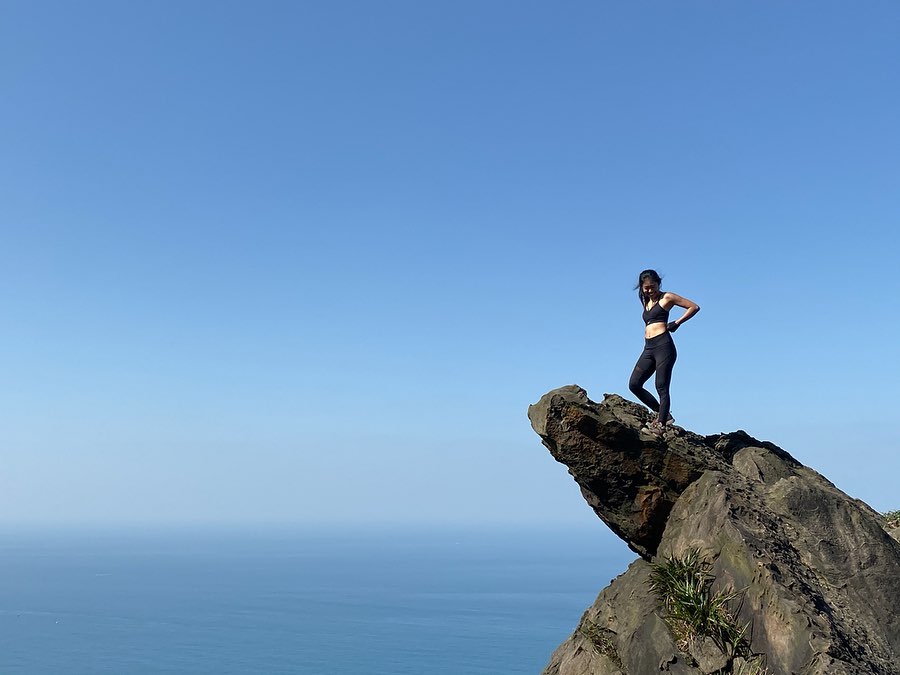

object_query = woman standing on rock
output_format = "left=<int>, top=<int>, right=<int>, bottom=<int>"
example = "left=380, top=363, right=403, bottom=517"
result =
left=629, top=269, right=700, bottom=434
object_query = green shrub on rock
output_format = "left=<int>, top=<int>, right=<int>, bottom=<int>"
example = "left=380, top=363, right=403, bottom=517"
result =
left=649, top=548, right=768, bottom=674
left=883, top=510, right=900, bottom=530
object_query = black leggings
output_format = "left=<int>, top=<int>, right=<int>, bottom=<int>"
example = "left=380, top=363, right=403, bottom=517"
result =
left=629, top=332, right=677, bottom=422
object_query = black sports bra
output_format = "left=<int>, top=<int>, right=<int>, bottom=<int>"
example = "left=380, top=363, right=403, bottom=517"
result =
left=642, top=300, right=670, bottom=326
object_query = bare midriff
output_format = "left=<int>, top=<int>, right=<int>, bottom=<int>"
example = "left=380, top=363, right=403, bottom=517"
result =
left=644, top=300, right=670, bottom=339
left=644, top=322, right=668, bottom=339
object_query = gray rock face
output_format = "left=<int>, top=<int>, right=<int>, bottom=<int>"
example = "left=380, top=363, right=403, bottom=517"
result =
left=529, top=386, right=900, bottom=675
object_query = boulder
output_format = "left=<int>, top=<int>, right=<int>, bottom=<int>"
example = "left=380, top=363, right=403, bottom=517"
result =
left=529, top=386, right=900, bottom=675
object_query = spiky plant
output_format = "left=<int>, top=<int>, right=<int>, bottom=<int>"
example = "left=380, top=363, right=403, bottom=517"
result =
left=648, top=548, right=747, bottom=655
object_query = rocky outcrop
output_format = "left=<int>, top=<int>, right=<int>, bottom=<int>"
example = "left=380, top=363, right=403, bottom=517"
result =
left=528, top=386, right=900, bottom=675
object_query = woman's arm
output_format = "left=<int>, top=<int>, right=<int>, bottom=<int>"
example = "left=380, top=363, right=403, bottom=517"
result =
left=662, top=292, right=700, bottom=331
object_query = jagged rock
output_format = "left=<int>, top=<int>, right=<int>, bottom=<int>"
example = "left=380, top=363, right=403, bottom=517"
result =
left=689, top=636, right=729, bottom=674
left=529, top=386, right=900, bottom=675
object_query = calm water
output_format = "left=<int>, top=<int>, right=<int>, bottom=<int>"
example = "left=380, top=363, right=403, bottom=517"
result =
left=0, top=526, right=633, bottom=674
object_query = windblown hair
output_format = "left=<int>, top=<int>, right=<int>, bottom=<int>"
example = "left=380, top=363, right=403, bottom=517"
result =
left=634, top=269, right=663, bottom=306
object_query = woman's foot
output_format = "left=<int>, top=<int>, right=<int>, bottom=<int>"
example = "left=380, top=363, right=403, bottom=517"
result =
left=646, top=413, right=674, bottom=426
left=646, top=419, right=666, bottom=436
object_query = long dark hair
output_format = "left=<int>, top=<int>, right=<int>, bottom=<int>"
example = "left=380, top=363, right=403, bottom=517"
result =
left=634, top=269, right=663, bottom=306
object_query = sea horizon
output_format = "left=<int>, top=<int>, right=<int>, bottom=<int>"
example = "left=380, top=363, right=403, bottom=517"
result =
left=0, top=522, right=635, bottom=674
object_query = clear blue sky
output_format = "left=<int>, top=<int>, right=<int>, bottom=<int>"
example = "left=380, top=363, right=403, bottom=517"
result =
left=1, top=1, right=898, bottom=529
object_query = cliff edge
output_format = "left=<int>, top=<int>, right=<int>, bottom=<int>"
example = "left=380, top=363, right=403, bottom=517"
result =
left=528, top=385, right=900, bottom=675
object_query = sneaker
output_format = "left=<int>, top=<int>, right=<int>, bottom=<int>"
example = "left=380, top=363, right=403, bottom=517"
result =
left=646, top=419, right=666, bottom=436
left=646, top=413, right=674, bottom=427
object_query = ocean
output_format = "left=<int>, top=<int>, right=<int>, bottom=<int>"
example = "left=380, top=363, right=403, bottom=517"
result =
left=0, top=526, right=634, bottom=674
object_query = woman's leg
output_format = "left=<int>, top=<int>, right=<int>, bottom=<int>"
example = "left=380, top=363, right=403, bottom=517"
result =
left=629, top=348, right=660, bottom=413
left=654, top=340, right=677, bottom=423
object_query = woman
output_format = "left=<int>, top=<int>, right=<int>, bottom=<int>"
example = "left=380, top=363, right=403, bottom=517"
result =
left=628, top=269, right=700, bottom=434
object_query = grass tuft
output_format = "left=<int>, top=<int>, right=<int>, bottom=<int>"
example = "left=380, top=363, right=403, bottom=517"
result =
left=648, top=548, right=768, bottom=673
left=648, top=548, right=744, bottom=653
left=578, top=618, right=623, bottom=669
